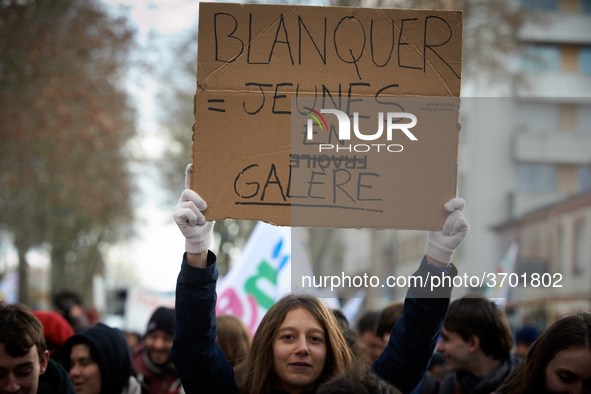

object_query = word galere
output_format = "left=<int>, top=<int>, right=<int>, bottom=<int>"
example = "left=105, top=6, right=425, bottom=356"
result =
left=234, top=162, right=381, bottom=209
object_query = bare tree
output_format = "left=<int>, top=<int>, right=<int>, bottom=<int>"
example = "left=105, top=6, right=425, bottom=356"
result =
left=0, top=0, right=138, bottom=304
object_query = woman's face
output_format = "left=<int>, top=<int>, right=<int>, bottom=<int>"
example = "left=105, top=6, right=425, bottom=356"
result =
left=272, top=306, right=327, bottom=393
left=544, top=346, right=591, bottom=394
left=68, top=344, right=101, bottom=394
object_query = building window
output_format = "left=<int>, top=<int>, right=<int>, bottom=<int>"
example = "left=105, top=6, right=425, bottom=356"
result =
left=579, top=165, right=591, bottom=192
left=517, top=163, right=557, bottom=192
left=573, top=220, right=587, bottom=274
left=580, top=47, right=591, bottom=74
left=521, top=45, right=560, bottom=72
left=516, top=102, right=559, bottom=133
left=520, top=0, right=559, bottom=10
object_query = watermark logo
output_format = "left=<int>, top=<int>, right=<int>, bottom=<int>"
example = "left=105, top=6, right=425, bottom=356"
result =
left=304, top=108, right=417, bottom=153
left=304, top=107, right=328, bottom=133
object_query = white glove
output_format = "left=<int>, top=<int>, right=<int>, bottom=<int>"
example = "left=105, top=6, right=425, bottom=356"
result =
left=425, top=198, right=469, bottom=266
left=173, top=164, right=214, bottom=254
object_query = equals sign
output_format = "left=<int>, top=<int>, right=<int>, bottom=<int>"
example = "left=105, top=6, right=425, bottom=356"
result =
left=208, top=99, right=225, bottom=112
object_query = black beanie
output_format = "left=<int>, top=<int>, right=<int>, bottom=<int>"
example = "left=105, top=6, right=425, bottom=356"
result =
left=63, top=323, right=131, bottom=394
left=146, top=307, right=175, bottom=337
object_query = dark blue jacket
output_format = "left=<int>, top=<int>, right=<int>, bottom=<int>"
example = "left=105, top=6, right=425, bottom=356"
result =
left=38, top=358, right=76, bottom=394
left=373, top=261, right=456, bottom=393
left=172, top=251, right=456, bottom=394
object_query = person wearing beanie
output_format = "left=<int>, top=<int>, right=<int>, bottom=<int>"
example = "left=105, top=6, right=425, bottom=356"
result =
left=63, top=323, right=141, bottom=394
left=32, top=310, right=75, bottom=365
left=131, top=306, right=183, bottom=394
left=52, top=290, right=90, bottom=333
left=513, top=325, right=540, bottom=361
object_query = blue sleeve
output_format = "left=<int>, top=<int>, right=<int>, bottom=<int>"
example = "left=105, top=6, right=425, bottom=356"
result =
left=372, top=256, right=457, bottom=394
left=171, top=252, right=239, bottom=394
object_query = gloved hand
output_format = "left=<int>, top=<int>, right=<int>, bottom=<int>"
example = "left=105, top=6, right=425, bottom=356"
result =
left=425, top=197, right=469, bottom=266
left=173, top=164, right=214, bottom=254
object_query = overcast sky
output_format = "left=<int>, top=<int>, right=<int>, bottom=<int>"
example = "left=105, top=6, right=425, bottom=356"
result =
left=101, top=0, right=201, bottom=292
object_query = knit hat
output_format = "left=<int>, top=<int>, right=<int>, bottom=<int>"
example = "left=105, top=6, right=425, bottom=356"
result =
left=32, top=310, right=75, bottom=346
left=146, top=307, right=175, bottom=337
left=63, top=323, right=131, bottom=394
left=515, top=325, right=540, bottom=345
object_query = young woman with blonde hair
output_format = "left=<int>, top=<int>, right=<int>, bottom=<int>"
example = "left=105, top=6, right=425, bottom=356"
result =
left=172, top=165, right=469, bottom=394
left=233, top=295, right=353, bottom=393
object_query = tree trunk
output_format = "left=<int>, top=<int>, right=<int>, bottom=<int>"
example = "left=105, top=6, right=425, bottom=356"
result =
left=16, top=244, right=29, bottom=305
left=50, top=244, right=68, bottom=298
left=79, top=251, right=101, bottom=309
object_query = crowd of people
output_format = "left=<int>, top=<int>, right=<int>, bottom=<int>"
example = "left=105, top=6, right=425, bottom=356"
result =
left=0, top=299, right=183, bottom=394
left=2, top=167, right=591, bottom=394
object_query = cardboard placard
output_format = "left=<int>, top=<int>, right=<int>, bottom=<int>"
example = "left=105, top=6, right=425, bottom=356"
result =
left=192, top=2, right=462, bottom=229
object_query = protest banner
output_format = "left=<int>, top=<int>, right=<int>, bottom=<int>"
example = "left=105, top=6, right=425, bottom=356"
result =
left=192, top=2, right=462, bottom=229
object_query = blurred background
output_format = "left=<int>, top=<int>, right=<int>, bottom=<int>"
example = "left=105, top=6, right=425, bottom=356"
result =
left=1, top=0, right=590, bottom=333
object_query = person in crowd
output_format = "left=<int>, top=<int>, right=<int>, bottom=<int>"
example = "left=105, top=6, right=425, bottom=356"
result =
left=236, top=294, right=354, bottom=393
left=172, top=164, right=468, bottom=394
left=355, top=310, right=384, bottom=364
left=124, top=331, right=142, bottom=352
left=131, top=306, right=183, bottom=394
left=427, top=353, right=449, bottom=382
left=0, top=303, right=75, bottom=393
left=216, top=314, right=252, bottom=368
left=52, top=290, right=90, bottom=333
left=512, top=324, right=540, bottom=361
left=498, top=311, right=591, bottom=394
left=32, top=310, right=75, bottom=366
left=376, top=302, right=404, bottom=345
left=330, top=309, right=361, bottom=359
left=63, top=323, right=141, bottom=394
left=436, top=295, right=515, bottom=394
left=412, top=353, right=449, bottom=394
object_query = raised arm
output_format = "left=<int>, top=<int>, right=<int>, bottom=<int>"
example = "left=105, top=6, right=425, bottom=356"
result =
left=372, top=198, right=469, bottom=393
left=171, top=164, right=239, bottom=394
